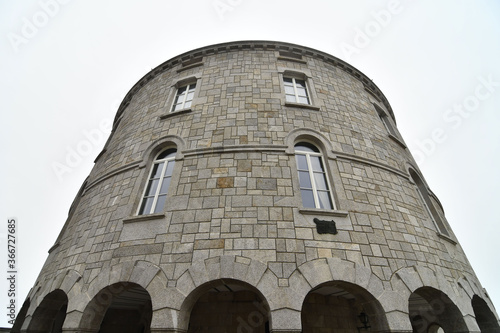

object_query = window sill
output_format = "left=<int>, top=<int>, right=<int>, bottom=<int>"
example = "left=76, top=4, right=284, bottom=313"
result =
left=299, top=208, right=349, bottom=217
left=389, top=134, right=407, bottom=148
left=159, top=108, right=192, bottom=120
left=284, top=102, right=320, bottom=111
left=123, top=213, right=165, bottom=224
left=437, top=232, right=457, bottom=245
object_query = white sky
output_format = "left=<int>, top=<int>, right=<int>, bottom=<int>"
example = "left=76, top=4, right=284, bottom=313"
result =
left=1, top=0, right=499, bottom=327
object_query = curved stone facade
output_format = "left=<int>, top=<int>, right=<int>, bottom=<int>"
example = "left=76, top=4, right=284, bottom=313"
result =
left=14, top=41, right=499, bottom=333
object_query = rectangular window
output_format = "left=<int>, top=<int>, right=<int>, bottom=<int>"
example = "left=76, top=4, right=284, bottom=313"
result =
left=284, top=77, right=310, bottom=105
left=171, top=83, right=196, bottom=112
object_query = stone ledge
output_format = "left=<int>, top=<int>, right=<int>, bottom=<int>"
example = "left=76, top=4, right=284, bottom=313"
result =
left=123, top=213, right=166, bottom=224
left=299, top=208, right=349, bottom=217
left=159, top=108, right=192, bottom=120
left=284, top=102, right=320, bottom=111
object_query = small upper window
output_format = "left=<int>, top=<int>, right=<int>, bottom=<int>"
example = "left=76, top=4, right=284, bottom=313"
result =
left=295, top=142, right=334, bottom=209
left=138, top=149, right=176, bottom=215
left=171, top=83, right=196, bottom=112
left=284, top=77, right=310, bottom=105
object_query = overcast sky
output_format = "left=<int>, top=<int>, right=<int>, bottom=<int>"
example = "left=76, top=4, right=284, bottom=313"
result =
left=1, top=0, right=499, bottom=327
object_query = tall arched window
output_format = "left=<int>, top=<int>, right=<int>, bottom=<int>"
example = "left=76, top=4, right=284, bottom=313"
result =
left=409, top=169, right=450, bottom=237
left=138, top=149, right=176, bottom=215
left=295, top=142, right=334, bottom=209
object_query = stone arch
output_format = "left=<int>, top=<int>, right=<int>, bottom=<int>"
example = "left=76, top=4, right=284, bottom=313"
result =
left=26, top=289, right=68, bottom=333
left=294, top=258, right=390, bottom=332
left=10, top=297, right=30, bottom=333
left=181, top=278, right=271, bottom=332
left=472, top=295, right=500, bottom=333
left=392, top=265, right=479, bottom=332
left=301, top=280, right=389, bottom=332
left=139, top=134, right=186, bottom=168
left=285, top=127, right=336, bottom=160
left=393, top=265, right=461, bottom=305
left=19, top=270, right=82, bottom=332
left=59, top=260, right=168, bottom=332
left=409, top=286, right=468, bottom=333
left=79, top=282, right=152, bottom=333
left=175, top=255, right=270, bottom=331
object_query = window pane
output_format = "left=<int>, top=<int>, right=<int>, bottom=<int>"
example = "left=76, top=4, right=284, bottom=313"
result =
left=151, top=163, right=163, bottom=178
left=139, top=197, right=154, bottom=215
left=295, top=143, right=318, bottom=153
left=184, top=100, right=192, bottom=109
left=153, top=195, right=167, bottom=213
left=165, top=160, right=175, bottom=176
left=314, top=172, right=328, bottom=190
left=157, top=150, right=176, bottom=160
left=295, top=154, right=308, bottom=170
left=295, top=79, right=306, bottom=88
left=300, top=189, right=315, bottom=208
left=144, top=179, right=159, bottom=196
left=310, top=156, right=323, bottom=172
left=286, top=95, right=297, bottom=103
left=159, top=176, right=171, bottom=195
left=317, top=191, right=333, bottom=210
left=283, top=77, right=293, bottom=84
left=172, top=101, right=184, bottom=112
left=299, top=171, right=312, bottom=189
left=284, top=85, right=295, bottom=95
left=296, top=86, right=307, bottom=96
left=298, top=96, right=310, bottom=104
left=176, top=86, right=187, bottom=96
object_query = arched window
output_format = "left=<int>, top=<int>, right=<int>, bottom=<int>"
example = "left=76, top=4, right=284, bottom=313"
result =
left=138, top=149, right=176, bottom=215
left=295, top=142, right=334, bottom=209
left=409, top=169, right=450, bottom=237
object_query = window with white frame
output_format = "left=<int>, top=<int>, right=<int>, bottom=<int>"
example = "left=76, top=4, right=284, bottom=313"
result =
left=284, top=77, right=310, bottom=105
left=138, top=149, right=176, bottom=215
left=295, top=142, right=334, bottom=209
left=171, top=83, right=196, bottom=112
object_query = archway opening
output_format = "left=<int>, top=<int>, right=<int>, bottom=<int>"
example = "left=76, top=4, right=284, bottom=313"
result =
left=301, top=281, right=388, bottom=333
left=28, top=290, right=68, bottom=333
left=472, top=295, right=500, bottom=333
left=409, top=287, right=467, bottom=333
left=80, top=282, right=152, bottom=333
left=184, top=279, right=270, bottom=333
left=11, top=298, right=30, bottom=333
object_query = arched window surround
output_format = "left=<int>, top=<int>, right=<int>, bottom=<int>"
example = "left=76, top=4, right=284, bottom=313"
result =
left=285, top=129, right=346, bottom=216
left=295, top=142, right=335, bottom=210
left=133, top=136, right=185, bottom=217
left=137, top=148, right=177, bottom=215
left=407, top=166, right=453, bottom=241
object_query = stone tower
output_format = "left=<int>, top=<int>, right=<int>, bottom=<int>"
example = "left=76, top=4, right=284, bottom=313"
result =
left=13, top=41, right=499, bottom=333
